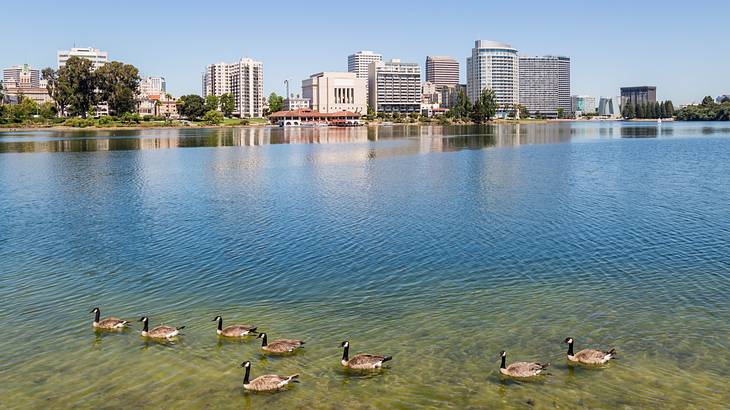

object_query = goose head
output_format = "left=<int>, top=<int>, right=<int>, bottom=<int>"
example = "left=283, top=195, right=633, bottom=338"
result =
left=256, top=332, right=267, bottom=339
left=564, top=337, right=574, bottom=344
left=341, top=341, right=349, bottom=348
left=498, top=350, right=507, bottom=358
left=139, top=316, right=149, bottom=323
left=212, top=316, right=222, bottom=322
left=90, top=307, right=100, bottom=314
left=239, top=361, right=251, bottom=369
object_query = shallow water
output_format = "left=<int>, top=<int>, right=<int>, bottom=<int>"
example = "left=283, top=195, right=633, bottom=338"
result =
left=1, top=123, right=729, bottom=409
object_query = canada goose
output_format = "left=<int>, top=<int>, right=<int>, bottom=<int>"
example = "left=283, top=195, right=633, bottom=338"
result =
left=498, top=351, right=549, bottom=378
left=212, top=316, right=257, bottom=337
left=564, top=337, right=616, bottom=365
left=340, top=341, right=393, bottom=369
left=139, top=316, right=185, bottom=339
left=239, top=361, right=299, bottom=392
left=90, top=307, right=131, bottom=330
left=257, top=333, right=305, bottom=354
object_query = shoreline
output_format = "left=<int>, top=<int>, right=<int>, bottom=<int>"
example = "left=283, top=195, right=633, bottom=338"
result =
left=0, top=118, right=680, bottom=132
left=0, top=119, right=549, bottom=132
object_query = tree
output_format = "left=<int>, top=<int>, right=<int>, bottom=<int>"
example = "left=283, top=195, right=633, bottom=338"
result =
left=701, top=96, right=715, bottom=106
left=267, top=92, right=283, bottom=113
left=42, top=67, right=72, bottom=117
left=665, top=100, right=674, bottom=118
left=220, top=93, right=235, bottom=117
left=7, top=96, right=39, bottom=122
left=58, top=56, right=97, bottom=118
left=176, top=94, right=206, bottom=120
left=95, top=61, right=140, bottom=116
left=647, top=102, right=656, bottom=119
left=451, top=89, right=472, bottom=119
left=470, top=88, right=497, bottom=123
left=39, top=101, right=57, bottom=119
left=638, top=102, right=647, bottom=119
left=516, top=104, right=529, bottom=119
left=203, top=109, right=224, bottom=125
left=204, top=95, right=219, bottom=112
left=623, top=101, right=636, bottom=119
left=0, top=81, right=4, bottom=104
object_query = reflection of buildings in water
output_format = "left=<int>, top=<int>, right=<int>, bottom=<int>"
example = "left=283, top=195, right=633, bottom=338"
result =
left=620, top=122, right=681, bottom=139
left=227, top=127, right=372, bottom=146
left=512, top=123, right=573, bottom=146
left=5, top=123, right=688, bottom=155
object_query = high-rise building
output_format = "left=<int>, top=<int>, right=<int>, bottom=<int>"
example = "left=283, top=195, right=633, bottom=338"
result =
left=571, top=95, right=597, bottom=115
left=347, top=51, right=383, bottom=80
left=518, top=55, right=571, bottom=118
left=425, top=56, right=459, bottom=86
left=302, top=72, right=367, bottom=114
left=202, top=58, right=264, bottom=117
left=2, top=64, right=50, bottom=104
left=139, top=76, right=166, bottom=98
left=3, top=64, right=40, bottom=88
left=57, top=47, right=108, bottom=70
left=467, top=40, right=519, bottom=113
left=348, top=50, right=383, bottom=103
left=598, top=96, right=622, bottom=118
left=369, top=59, right=421, bottom=113
left=620, top=86, right=657, bottom=106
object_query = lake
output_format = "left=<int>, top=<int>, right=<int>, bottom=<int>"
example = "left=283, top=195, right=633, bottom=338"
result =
left=1, top=122, right=728, bottom=409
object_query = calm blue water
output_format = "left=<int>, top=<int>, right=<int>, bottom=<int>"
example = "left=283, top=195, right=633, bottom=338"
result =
left=1, top=123, right=729, bottom=408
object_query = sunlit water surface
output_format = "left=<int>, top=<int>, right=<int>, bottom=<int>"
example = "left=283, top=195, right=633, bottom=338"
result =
left=1, top=123, right=728, bottom=409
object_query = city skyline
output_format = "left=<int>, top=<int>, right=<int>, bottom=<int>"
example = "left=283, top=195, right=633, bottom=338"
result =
left=1, top=0, right=729, bottom=104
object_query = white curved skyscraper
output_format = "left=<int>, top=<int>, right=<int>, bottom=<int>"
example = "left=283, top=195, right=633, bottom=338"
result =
left=466, top=40, right=519, bottom=112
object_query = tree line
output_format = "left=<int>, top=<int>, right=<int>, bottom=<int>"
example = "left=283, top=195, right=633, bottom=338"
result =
left=176, top=93, right=235, bottom=123
left=674, top=96, right=730, bottom=121
left=447, top=88, right=498, bottom=123
left=42, top=56, right=141, bottom=118
left=621, top=100, right=674, bottom=119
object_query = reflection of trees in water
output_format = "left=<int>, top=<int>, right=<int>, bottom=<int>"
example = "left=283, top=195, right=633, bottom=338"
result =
left=621, top=126, right=658, bottom=138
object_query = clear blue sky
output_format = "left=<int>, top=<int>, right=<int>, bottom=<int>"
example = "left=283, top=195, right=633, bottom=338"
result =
left=2, top=0, right=728, bottom=104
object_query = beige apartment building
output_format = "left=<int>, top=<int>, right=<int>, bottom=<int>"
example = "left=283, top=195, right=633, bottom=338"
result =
left=369, top=59, right=421, bottom=113
left=302, top=72, right=367, bottom=114
left=202, top=58, right=264, bottom=117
